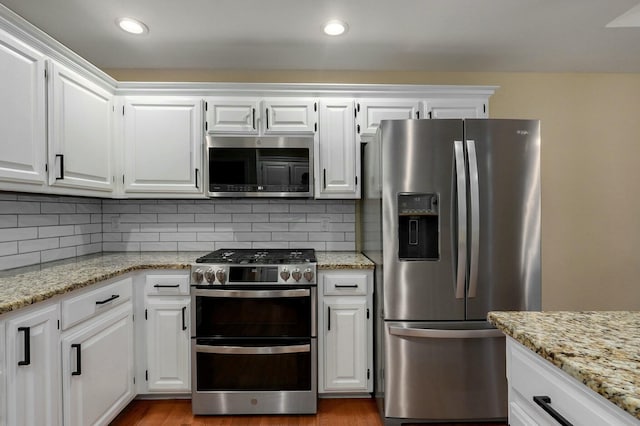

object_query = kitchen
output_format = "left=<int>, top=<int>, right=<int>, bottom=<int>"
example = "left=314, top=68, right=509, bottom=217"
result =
left=1, top=0, right=640, bottom=425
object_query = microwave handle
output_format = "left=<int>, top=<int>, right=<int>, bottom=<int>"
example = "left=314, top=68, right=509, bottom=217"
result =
left=196, top=343, right=310, bottom=355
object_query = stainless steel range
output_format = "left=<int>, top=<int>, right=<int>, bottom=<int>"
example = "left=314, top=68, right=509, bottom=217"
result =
left=190, top=249, right=317, bottom=415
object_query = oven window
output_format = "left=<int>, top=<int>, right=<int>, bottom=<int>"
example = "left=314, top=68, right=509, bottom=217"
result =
left=196, top=343, right=311, bottom=391
left=195, top=292, right=311, bottom=338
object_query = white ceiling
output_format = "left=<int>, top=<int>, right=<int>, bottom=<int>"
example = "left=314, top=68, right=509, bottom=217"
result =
left=1, top=0, right=640, bottom=73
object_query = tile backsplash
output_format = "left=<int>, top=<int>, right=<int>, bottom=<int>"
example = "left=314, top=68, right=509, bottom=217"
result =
left=0, top=192, right=356, bottom=270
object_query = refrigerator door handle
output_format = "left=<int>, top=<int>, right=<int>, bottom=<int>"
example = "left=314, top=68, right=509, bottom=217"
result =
left=466, top=140, right=480, bottom=299
left=453, top=141, right=467, bottom=299
left=388, top=325, right=504, bottom=339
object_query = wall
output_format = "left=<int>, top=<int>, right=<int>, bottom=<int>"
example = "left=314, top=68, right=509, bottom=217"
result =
left=0, top=192, right=102, bottom=270
left=106, top=69, right=640, bottom=311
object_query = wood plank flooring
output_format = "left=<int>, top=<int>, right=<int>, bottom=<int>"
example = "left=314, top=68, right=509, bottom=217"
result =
left=109, top=398, right=507, bottom=426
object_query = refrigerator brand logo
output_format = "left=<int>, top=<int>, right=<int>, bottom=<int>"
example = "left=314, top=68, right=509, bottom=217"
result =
left=516, top=130, right=529, bottom=135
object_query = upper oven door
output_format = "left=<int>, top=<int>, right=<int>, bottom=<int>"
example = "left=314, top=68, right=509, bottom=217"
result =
left=206, top=136, right=314, bottom=197
left=192, top=287, right=316, bottom=339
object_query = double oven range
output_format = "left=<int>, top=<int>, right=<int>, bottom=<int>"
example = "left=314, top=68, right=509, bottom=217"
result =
left=190, top=249, right=317, bottom=415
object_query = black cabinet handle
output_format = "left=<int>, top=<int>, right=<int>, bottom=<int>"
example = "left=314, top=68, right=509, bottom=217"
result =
left=195, top=168, right=199, bottom=189
left=323, top=169, right=327, bottom=189
left=71, top=343, right=82, bottom=376
left=335, top=284, right=359, bottom=288
left=252, top=108, right=256, bottom=129
left=181, top=306, right=187, bottom=331
left=266, top=108, right=269, bottom=129
left=327, top=306, right=331, bottom=331
left=96, top=294, right=119, bottom=305
left=18, top=327, right=30, bottom=366
left=55, top=154, right=64, bottom=180
left=153, top=284, right=180, bottom=288
left=533, top=396, right=573, bottom=426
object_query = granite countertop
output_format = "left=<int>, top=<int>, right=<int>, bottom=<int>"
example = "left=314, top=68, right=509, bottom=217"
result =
left=488, top=311, right=640, bottom=420
left=0, top=251, right=374, bottom=315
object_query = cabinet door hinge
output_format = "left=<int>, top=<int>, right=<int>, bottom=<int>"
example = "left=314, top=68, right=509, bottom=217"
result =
left=144, top=308, right=148, bottom=320
left=145, top=370, right=148, bottom=381
left=366, top=308, right=369, bottom=319
left=367, top=368, right=370, bottom=380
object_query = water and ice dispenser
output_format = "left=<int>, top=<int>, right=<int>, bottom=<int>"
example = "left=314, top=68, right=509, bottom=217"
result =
left=398, top=193, right=439, bottom=260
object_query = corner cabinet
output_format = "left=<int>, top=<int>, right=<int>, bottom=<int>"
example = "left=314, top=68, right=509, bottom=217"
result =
left=5, top=302, right=61, bottom=426
left=317, top=99, right=360, bottom=199
left=122, top=97, right=203, bottom=196
left=318, top=269, right=373, bottom=394
left=48, top=61, right=115, bottom=194
left=0, top=30, right=47, bottom=188
left=355, top=99, right=421, bottom=136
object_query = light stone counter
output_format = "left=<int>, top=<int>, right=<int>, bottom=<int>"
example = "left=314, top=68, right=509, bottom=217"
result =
left=0, top=251, right=373, bottom=315
left=488, top=311, right=640, bottom=420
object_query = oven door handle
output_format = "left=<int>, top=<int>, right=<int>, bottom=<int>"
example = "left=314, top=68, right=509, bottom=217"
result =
left=195, top=343, right=310, bottom=355
left=193, top=288, right=310, bottom=298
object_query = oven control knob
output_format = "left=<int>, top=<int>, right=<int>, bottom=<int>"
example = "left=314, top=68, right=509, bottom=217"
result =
left=303, top=268, right=314, bottom=282
left=280, top=267, right=290, bottom=282
left=204, top=267, right=216, bottom=284
left=191, top=268, right=204, bottom=284
left=292, top=268, right=302, bottom=282
left=215, top=269, right=227, bottom=284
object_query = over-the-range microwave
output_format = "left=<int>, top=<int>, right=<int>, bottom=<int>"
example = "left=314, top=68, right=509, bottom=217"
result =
left=206, top=135, right=314, bottom=198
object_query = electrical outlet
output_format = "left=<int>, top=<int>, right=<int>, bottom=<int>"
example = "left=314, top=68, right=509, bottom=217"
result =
left=111, top=216, right=121, bottom=231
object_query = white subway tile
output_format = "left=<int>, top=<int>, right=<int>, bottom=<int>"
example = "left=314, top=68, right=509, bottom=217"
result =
left=126, top=233, right=160, bottom=242
left=41, top=202, right=77, bottom=214
left=102, top=204, right=141, bottom=214
left=216, top=204, right=252, bottom=214
left=178, top=242, right=216, bottom=251
left=140, top=223, right=178, bottom=232
left=290, top=223, right=322, bottom=232
left=140, top=242, right=178, bottom=251
left=0, top=252, right=41, bottom=270
left=253, top=241, right=288, bottom=249
left=326, top=242, right=356, bottom=251
left=19, top=237, right=59, bottom=253
left=160, top=232, right=197, bottom=242
left=195, top=213, right=232, bottom=222
left=0, top=215, right=18, bottom=228
left=253, top=223, right=288, bottom=232
left=60, top=235, right=91, bottom=247
left=327, top=203, right=356, bottom=213
left=77, top=243, right=101, bottom=255
left=118, top=214, right=158, bottom=223
left=178, top=223, right=215, bottom=232
left=345, top=233, right=355, bottom=241
left=235, top=232, right=271, bottom=241
left=38, top=225, right=75, bottom=238
left=269, top=213, right=306, bottom=223
left=141, top=204, right=178, bottom=214
left=290, top=241, right=326, bottom=251
left=215, top=223, right=251, bottom=232
left=102, top=233, right=123, bottom=242
left=272, top=232, right=308, bottom=241
left=41, top=247, right=76, bottom=263
left=102, top=223, right=140, bottom=233
left=0, top=227, right=38, bottom=242
left=18, top=215, right=59, bottom=227
left=77, top=203, right=102, bottom=214
left=74, top=224, right=102, bottom=234
left=91, top=233, right=103, bottom=243
left=0, top=201, right=40, bottom=214
left=232, top=214, right=268, bottom=223
left=343, top=214, right=356, bottom=223
left=103, top=242, right=140, bottom=252
left=59, top=214, right=91, bottom=225
left=306, top=214, right=342, bottom=223
left=252, top=204, right=289, bottom=213
left=178, top=204, right=216, bottom=213
left=91, top=214, right=102, bottom=223
left=158, top=214, right=195, bottom=223
left=214, top=242, right=251, bottom=250
left=0, top=193, right=18, bottom=201
left=0, top=241, right=18, bottom=256
left=197, top=232, right=234, bottom=242
left=290, top=204, right=327, bottom=213
left=308, top=232, right=345, bottom=241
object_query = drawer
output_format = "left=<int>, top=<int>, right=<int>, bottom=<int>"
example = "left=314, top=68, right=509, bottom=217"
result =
left=145, top=273, right=189, bottom=296
left=507, top=338, right=639, bottom=426
left=322, top=272, right=368, bottom=296
left=61, top=277, right=132, bottom=330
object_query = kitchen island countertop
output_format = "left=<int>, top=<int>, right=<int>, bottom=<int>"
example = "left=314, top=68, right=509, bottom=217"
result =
left=0, top=251, right=374, bottom=315
left=488, top=310, right=640, bottom=420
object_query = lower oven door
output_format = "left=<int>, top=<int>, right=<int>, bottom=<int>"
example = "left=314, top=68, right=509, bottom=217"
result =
left=191, top=338, right=317, bottom=415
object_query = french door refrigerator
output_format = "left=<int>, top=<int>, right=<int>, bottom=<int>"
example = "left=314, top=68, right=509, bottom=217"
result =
left=361, top=119, right=541, bottom=424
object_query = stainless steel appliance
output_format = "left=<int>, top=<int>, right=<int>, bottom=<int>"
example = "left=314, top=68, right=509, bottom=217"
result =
left=361, top=119, right=541, bottom=424
left=206, top=135, right=314, bottom=198
left=190, top=249, right=317, bottom=415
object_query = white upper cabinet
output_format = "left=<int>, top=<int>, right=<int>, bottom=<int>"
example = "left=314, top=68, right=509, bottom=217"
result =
left=123, top=97, right=203, bottom=195
left=317, top=99, right=359, bottom=199
left=424, top=98, right=488, bottom=119
left=206, top=97, right=318, bottom=135
left=48, top=61, right=114, bottom=194
left=0, top=30, right=47, bottom=187
left=355, top=99, right=421, bottom=136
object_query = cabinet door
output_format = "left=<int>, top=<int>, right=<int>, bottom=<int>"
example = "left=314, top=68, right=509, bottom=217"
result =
left=206, top=98, right=260, bottom=134
left=61, top=302, right=134, bottom=426
left=145, top=298, right=191, bottom=392
left=0, top=31, right=47, bottom=186
left=123, top=97, right=203, bottom=194
left=317, top=99, right=359, bottom=199
left=0, top=321, right=5, bottom=426
left=263, top=98, right=317, bottom=134
left=5, top=304, right=61, bottom=426
left=48, top=62, right=114, bottom=193
left=424, top=98, right=488, bottom=119
left=355, top=99, right=421, bottom=136
left=321, top=298, right=368, bottom=392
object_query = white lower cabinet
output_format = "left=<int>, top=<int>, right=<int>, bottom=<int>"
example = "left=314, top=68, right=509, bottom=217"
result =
left=5, top=303, right=61, bottom=426
left=144, top=297, right=190, bottom=392
left=318, top=270, right=373, bottom=394
left=506, top=336, right=640, bottom=426
left=61, top=302, right=134, bottom=426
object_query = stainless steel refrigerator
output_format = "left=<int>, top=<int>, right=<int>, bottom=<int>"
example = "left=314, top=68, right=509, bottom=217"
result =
left=361, top=119, right=541, bottom=424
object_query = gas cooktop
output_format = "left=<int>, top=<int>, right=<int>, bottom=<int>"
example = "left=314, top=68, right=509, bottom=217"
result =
left=195, top=249, right=317, bottom=265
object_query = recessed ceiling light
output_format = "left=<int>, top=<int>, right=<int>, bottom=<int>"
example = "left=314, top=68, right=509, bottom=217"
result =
left=116, top=17, right=149, bottom=35
left=323, top=20, right=348, bottom=36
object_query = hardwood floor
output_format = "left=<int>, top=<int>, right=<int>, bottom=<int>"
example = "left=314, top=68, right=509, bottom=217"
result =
left=109, top=398, right=507, bottom=426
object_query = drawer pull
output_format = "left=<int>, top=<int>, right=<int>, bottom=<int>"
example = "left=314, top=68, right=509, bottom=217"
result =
left=96, top=294, right=120, bottom=305
left=335, top=284, right=359, bottom=288
left=17, top=327, right=30, bottom=366
left=181, top=306, right=187, bottom=331
left=153, top=284, right=180, bottom=288
left=71, top=344, right=82, bottom=376
left=533, top=396, right=573, bottom=426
